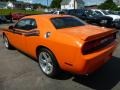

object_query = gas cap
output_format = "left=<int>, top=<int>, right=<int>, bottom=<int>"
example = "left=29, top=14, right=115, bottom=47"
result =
left=44, top=32, right=51, bottom=38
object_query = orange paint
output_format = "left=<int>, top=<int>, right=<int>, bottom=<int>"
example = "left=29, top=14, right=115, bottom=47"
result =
left=2, top=14, right=117, bottom=75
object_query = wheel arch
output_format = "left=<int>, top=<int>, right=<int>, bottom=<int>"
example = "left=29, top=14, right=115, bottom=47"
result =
left=36, top=45, right=55, bottom=58
left=36, top=45, right=60, bottom=68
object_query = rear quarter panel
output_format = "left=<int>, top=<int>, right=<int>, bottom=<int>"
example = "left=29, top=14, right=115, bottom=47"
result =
left=25, top=16, right=83, bottom=71
left=2, top=26, right=14, bottom=45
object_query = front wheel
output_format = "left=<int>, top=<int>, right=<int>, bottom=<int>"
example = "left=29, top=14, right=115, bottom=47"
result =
left=38, top=48, right=61, bottom=78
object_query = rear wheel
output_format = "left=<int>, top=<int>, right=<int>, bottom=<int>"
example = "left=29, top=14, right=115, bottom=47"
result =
left=3, top=35, right=13, bottom=49
left=38, top=48, right=61, bottom=78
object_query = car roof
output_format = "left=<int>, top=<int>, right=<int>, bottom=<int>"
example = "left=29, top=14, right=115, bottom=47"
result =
left=22, top=14, right=72, bottom=19
left=91, top=9, right=102, bottom=11
left=65, top=9, right=87, bottom=11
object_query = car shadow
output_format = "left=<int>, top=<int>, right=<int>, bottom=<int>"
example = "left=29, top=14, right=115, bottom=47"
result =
left=3, top=41, right=120, bottom=88
left=72, top=56, right=120, bottom=90
left=14, top=48, right=120, bottom=85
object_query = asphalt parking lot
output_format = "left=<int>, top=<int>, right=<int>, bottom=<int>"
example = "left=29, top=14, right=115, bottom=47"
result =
left=0, top=24, right=120, bottom=90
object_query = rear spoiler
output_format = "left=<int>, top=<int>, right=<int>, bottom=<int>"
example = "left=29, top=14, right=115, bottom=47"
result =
left=84, top=29, right=118, bottom=42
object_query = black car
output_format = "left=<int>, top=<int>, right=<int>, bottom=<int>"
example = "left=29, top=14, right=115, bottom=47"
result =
left=0, top=15, right=13, bottom=24
left=0, top=15, right=8, bottom=24
left=63, top=9, right=113, bottom=27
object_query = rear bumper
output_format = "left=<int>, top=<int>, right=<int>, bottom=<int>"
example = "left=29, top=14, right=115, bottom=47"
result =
left=74, top=41, right=117, bottom=75
left=82, top=50, right=113, bottom=74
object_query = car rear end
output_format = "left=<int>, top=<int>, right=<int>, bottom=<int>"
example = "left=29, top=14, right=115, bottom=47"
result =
left=74, top=30, right=117, bottom=75
left=49, top=15, right=117, bottom=75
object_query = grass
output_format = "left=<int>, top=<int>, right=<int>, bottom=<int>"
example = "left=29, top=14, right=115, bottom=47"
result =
left=0, top=9, right=43, bottom=15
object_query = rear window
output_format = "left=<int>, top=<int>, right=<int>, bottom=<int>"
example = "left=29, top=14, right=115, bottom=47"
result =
left=51, top=17, right=86, bottom=29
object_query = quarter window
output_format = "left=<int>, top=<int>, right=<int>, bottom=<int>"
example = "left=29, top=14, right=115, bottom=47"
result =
left=15, top=19, right=37, bottom=30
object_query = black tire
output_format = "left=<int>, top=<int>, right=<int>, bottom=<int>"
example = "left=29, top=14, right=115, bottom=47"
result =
left=38, top=48, right=61, bottom=78
left=115, top=23, right=120, bottom=29
left=3, top=35, right=13, bottom=49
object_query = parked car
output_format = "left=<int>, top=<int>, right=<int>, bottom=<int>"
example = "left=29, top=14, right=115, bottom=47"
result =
left=0, top=15, right=7, bottom=24
left=53, top=10, right=66, bottom=15
left=0, top=15, right=12, bottom=24
left=114, top=19, right=120, bottom=29
left=116, top=11, right=120, bottom=16
left=12, top=13, right=25, bottom=20
left=5, top=14, right=13, bottom=23
left=2, top=14, right=117, bottom=77
left=63, top=9, right=113, bottom=27
left=92, top=9, right=120, bottom=27
left=25, top=7, right=32, bottom=10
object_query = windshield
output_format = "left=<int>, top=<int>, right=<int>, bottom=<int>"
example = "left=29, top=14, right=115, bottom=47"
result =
left=95, top=11, right=103, bottom=16
left=102, top=10, right=110, bottom=15
left=85, top=10, right=98, bottom=17
left=108, top=10, right=116, bottom=15
left=73, top=9, right=98, bottom=17
left=51, top=17, right=86, bottom=29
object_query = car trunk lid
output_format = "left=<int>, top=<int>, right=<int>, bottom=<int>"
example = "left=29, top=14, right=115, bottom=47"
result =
left=58, top=25, right=117, bottom=41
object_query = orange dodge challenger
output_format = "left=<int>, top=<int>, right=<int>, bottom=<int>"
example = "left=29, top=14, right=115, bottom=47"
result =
left=2, top=14, right=117, bottom=77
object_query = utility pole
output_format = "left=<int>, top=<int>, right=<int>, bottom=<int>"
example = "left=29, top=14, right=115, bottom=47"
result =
left=47, top=0, right=48, bottom=6
left=74, top=0, right=75, bottom=9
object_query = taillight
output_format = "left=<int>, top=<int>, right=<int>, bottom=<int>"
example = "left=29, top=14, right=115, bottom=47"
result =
left=82, top=33, right=116, bottom=54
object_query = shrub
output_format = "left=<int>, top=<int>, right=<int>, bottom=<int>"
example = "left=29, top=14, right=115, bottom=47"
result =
left=0, top=9, right=43, bottom=15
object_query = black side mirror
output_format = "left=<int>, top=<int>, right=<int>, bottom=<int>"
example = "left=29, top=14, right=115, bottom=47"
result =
left=9, top=25, right=14, bottom=30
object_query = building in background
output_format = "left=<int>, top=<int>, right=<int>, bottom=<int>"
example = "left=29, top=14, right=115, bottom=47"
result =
left=13, top=1, right=33, bottom=10
left=61, top=0, right=85, bottom=10
left=0, top=1, right=14, bottom=9
left=7, top=1, right=14, bottom=9
left=0, top=1, right=33, bottom=10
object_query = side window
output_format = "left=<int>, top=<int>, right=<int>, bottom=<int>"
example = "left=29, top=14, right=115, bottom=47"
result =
left=95, top=11, right=103, bottom=16
left=15, top=19, right=37, bottom=30
left=24, top=19, right=37, bottom=30
left=59, top=11, right=65, bottom=14
left=69, top=10, right=76, bottom=15
left=15, top=20, right=26, bottom=29
left=30, top=19, right=37, bottom=29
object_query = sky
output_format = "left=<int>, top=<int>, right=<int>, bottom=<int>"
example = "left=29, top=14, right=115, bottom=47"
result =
left=84, top=0, right=106, bottom=6
left=17, top=0, right=106, bottom=6
left=17, top=0, right=52, bottom=5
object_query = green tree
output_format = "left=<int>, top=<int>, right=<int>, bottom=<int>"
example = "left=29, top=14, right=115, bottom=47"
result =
left=50, top=0, right=62, bottom=8
left=98, top=0, right=118, bottom=10
left=32, top=3, right=48, bottom=9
